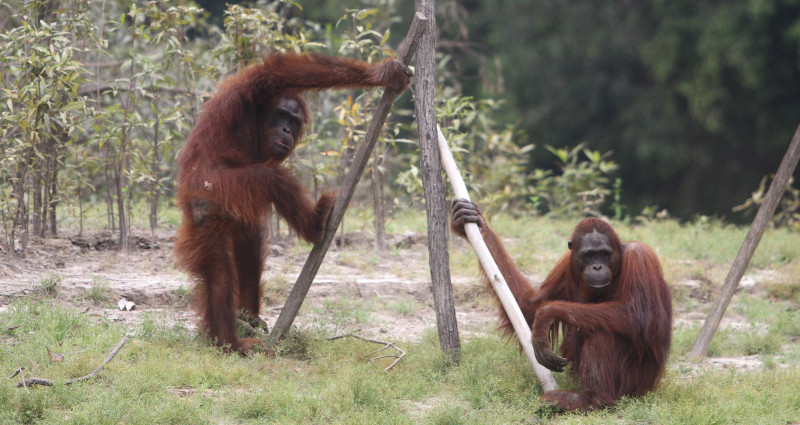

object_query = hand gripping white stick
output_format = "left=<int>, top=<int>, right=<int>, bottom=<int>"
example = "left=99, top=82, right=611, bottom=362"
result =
left=437, top=125, right=558, bottom=391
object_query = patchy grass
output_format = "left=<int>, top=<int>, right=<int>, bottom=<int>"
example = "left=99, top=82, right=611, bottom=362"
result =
left=84, top=277, right=112, bottom=306
left=2, top=213, right=800, bottom=424
left=262, top=274, right=291, bottom=307
left=306, top=297, right=377, bottom=334
left=2, top=299, right=800, bottom=424
left=385, top=298, right=426, bottom=317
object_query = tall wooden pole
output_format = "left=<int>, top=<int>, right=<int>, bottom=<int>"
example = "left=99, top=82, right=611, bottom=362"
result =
left=414, top=0, right=462, bottom=363
left=690, top=123, right=800, bottom=360
left=268, top=13, right=428, bottom=346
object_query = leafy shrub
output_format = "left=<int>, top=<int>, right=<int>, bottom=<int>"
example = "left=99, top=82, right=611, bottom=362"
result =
left=529, top=143, right=618, bottom=218
left=434, top=95, right=532, bottom=213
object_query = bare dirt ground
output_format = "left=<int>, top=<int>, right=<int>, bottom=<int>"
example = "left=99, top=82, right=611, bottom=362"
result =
left=0, top=229, right=773, bottom=370
left=0, top=230, right=497, bottom=342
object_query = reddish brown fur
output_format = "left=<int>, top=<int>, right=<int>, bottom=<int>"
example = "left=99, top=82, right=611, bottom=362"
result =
left=174, top=53, right=410, bottom=352
left=453, top=210, right=671, bottom=411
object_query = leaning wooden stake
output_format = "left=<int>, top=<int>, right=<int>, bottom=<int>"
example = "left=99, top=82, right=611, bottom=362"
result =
left=436, top=126, right=558, bottom=391
left=268, top=13, right=428, bottom=346
left=690, top=123, right=800, bottom=361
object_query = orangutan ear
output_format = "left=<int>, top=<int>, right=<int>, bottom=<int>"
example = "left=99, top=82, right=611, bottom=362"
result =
left=567, top=240, right=573, bottom=250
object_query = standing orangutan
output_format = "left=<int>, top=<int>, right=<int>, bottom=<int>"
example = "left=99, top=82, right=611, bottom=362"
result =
left=451, top=199, right=672, bottom=411
left=174, top=53, right=411, bottom=353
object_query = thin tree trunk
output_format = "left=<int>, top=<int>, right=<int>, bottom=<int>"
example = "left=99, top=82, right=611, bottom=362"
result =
left=117, top=45, right=137, bottom=252
left=115, top=118, right=130, bottom=251
left=336, top=137, right=355, bottom=248
left=149, top=105, right=161, bottom=242
left=414, top=0, right=461, bottom=364
left=96, top=0, right=113, bottom=234
left=16, top=147, right=34, bottom=255
left=48, top=161, right=58, bottom=237
left=1, top=203, right=9, bottom=253
left=103, top=163, right=115, bottom=231
left=32, top=158, right=42, bottom=237
left=12, top=171, right=29, bottom=256
left=115, top=165, right=127, bottom=250
left=77, top=159, right=84, bottom=237
left=371, top=145, right=387, bottom=251
left=41, top=150, right=51, bottom=237
left=42, top=136, right=60, bottom=237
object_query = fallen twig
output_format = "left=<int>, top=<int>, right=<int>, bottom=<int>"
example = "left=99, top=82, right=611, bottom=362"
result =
left=0, top=281, right=57, bottom=298
left=8, top=367, right=30, bottom=390
left=14, top=337, right=128, bottom=388
left=20, top=368, right=28, bottom=390
left=8, top=367, right=24, bottom=379
left=17, top=377, right=54, bottom=387
left=328, top=332, right=405, bottom=371
left=3, top=324, right=21, bottom=333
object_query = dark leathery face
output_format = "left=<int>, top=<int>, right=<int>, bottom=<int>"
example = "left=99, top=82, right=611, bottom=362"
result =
left=571, top=230, right=620, bottom=294
left=264, top=97, right=305, bottom=159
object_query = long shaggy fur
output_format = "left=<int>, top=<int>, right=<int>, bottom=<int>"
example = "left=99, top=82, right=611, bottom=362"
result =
left=463, top=216, right=672, bottom=411
left=174, top=53, right=410, bottom=352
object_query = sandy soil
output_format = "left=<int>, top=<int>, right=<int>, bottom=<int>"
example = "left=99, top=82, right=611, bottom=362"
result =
left=0, top=230, right=495, bottom=341
left=0, top=229, right=773, bottom=370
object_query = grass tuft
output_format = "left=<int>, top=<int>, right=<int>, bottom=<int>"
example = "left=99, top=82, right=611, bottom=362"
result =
left=85, top=277, right=112, bottom=305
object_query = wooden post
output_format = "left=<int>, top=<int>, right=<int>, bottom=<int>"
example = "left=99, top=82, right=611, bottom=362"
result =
left=268, top=13, right=428, bottom=346
left=414, top=0, right=462, bottom=363
left=690, top=123, right=800, bottom=360
left=437, top=126, right=558, bottom=390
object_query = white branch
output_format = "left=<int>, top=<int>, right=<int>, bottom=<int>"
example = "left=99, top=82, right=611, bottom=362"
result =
left=436, top=125, right=558, bottom=392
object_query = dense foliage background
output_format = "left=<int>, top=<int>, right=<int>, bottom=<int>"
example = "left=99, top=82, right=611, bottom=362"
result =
left=356, top=0, right=800, bottom=221
left=2, top=0, right=799, bottom=256
left=400, top=0, right=800, bottom=220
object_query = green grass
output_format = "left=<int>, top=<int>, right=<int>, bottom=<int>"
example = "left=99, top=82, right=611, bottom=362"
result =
left=305, top=297, right=377, bottom=334
left=2, top=299, right=800, bottom=424
left=4, top=212, right=800, bottom=423
left=84, top=277, right=112, bottom=305
left=386, top=298, right=425, bottom=317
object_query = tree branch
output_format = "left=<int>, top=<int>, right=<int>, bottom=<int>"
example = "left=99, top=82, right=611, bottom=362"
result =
left=13, top=337, right=128, bottom=388
left=328, top=332, right=406, bottom=371
left=0, top=281, right=58, bottom=298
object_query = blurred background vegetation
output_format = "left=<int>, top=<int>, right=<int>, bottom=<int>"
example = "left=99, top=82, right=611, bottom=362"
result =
left=400, top=0, right=800, bottom=221
left=2, top=0, right=799, bottom=256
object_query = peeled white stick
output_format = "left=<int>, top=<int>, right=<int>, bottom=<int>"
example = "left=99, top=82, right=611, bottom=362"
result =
left=437, top=125, right=558, bottom=392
